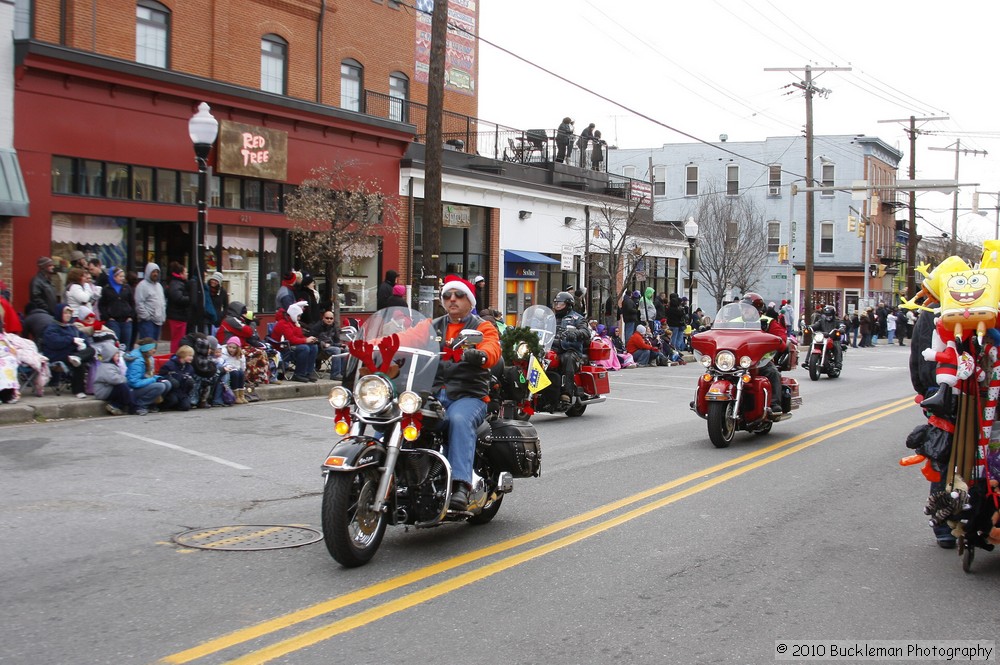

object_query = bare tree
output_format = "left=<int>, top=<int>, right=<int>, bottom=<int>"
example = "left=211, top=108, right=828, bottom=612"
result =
left=284, top=164, right=400, bottom=322
left=689, top=186, right=769, bottom=310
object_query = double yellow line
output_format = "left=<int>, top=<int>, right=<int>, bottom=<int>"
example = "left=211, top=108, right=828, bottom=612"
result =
left=159, top=397, right=913, bottom=665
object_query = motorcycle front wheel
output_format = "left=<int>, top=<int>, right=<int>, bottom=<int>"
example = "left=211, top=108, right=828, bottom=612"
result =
left=808, top=354, right=821, bottom=381
left=321, top=468, right=387, bottom=568
left=707, top=401, right=736, bottom=448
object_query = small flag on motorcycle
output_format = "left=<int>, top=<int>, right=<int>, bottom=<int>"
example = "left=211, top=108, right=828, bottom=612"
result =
left=526, top=355, right=552, bottom=394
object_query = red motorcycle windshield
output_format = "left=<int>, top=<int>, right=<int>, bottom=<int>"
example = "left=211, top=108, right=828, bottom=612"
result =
left=713, top=302, right=765, bottom=330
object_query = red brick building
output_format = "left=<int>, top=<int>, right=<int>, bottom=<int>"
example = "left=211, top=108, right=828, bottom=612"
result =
left=7, top=0, right=480, bottom=318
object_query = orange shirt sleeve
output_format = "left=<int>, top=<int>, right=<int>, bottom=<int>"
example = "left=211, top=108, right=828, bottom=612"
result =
left=476, top=320, right=502, bottom=368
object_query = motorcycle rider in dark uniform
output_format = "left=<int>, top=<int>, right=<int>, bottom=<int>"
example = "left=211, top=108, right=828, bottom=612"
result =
left=811, top=304, right=844, bottom=370
left=552, top=291, right=590, bottom=404
left=742, top=292, right=786, bottom=416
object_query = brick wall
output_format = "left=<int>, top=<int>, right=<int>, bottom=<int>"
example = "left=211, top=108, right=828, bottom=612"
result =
left=0, top=219, right=12, bottom=298
left=33, top=0, right=478, bottom=118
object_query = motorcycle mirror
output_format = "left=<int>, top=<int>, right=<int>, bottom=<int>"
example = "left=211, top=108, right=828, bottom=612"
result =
left=455, top=329, right=484, bottom=348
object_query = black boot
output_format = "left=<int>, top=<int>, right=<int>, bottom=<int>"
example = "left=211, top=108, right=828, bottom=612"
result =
left=920, top=383, right=953, bottom=417
left=449, top=482, right=470, bottom=512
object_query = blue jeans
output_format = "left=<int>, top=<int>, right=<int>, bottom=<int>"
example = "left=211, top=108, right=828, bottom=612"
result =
left=887, top=329, right=896, bottom=344
left=632, top=348, right=651, bottom=366
left=290, top=343, right=319, bottom=377
left=624, top=321, right=636, bottom=341
left=106, top=320, right=133, bottom=348
left=131, top=381, right=167, bottom=409
left=670, top=326, right=685, bottom=351
left=136, top=320, right=160, bottom=345
left=436, top=390, right=487, bottom=485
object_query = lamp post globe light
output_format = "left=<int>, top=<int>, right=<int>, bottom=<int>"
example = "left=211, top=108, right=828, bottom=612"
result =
left=684, top=216, right=698, bottom=311
left=188, top=102, right=219, bottom=330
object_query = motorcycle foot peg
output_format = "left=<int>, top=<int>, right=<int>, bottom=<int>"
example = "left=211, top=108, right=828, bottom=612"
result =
left=498, top=471, right=514, bottom=493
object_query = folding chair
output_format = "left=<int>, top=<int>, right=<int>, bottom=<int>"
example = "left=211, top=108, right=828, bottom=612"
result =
left=265, top=322, right=295, bottom=381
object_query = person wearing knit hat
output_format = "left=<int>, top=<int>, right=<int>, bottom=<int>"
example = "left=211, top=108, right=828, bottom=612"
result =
left=387, top=283, right=408, bottom=308
left=205, top=270, right=228, bottom=332
left=68, top=249, right=87, bottom=267
left=626, top=323, right=667, bottom=367
left=275, top=270, right=301, bottom=312
left=29, top=257, right=59, bottom=316
left=272, top=300, right=319, bottom=382
left=472, top=275, right=487, bottom=313
left=427, top=273, right=500, bottom=511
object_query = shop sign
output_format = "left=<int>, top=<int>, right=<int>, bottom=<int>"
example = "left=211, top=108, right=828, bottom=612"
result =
left=217, top=120, right=288, bottom=181
left=560, top=246, right=574, bottom=271
left=443, top=204, right=471, bottom=228
left=629, top=181, right=652, bottom=208
left=512, top=267, right=537, bottom=278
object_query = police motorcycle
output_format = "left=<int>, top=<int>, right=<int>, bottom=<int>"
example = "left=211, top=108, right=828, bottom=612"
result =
left=690, top=301, right=802, bottom=448
left=507, top=305, right=610, bottom=418
left=320, top=307, right=541, bottom=568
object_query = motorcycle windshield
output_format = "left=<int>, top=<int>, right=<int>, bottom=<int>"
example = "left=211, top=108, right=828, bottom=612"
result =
left=519, top=305, right=558, bottom=352
left=713, top=302, right=764, bottom=330
left=353, top=307, right=440, bottom=394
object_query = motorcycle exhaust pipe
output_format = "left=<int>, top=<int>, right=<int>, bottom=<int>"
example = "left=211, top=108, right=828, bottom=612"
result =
left=395, top=507, right=408, bottom=523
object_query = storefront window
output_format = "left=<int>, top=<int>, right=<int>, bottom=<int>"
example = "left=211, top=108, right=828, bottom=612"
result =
left=215, top=224, right=281, bottom=314
left=133, top=167, right=153, bottom=201
left=263, top=182, right=282, bottom=212
left=336, top=241, right=379, bottom=312
left=50, top=214, right=128, bottom=277
left=210, top=175, right=221, bottom=207
left=156, top=169, right=177, bottom=203
left=243, top=180, right=262, bottom=210
left=81, top=160, right=103, bottom=196
left=180, top=172, right=198, bottom=205
left=223, top=177, right=241, bottom=209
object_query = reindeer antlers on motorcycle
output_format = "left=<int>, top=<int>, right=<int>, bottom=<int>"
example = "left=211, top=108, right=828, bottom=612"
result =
left=347, top=335, right=401, bottom=375
left=376, top=335, right=400, bottom=374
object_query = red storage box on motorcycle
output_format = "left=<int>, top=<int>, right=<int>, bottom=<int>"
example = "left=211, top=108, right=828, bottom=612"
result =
left=575, top=365, right=610, bottom=395
left=588, top=337, right=612, bottom=362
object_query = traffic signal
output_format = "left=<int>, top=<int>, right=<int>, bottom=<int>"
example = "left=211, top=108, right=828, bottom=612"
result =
left=973, top=192, right=980, bottom=214
left=858, top=221, right=865, bottom=238
left=878, top=265, right=887, bottom=278
left=848, top=215, right=856, bottom=233
left=869, top=263, right=878, bottom=277
left=778, top=245, right=788, bottom=262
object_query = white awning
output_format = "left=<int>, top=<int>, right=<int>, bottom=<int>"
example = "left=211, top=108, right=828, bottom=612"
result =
left=207, top=226, right=277, bottom=253
left=51, top=215, right=125, bottom=245
left=344, top=239, right=378, bottom=258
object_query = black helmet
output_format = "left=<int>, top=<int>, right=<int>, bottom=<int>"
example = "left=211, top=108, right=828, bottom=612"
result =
left=741, top=292, right=765, bottom=314
left=553, top=291, right=575, bottom=311
left=823, top=305, right=836, bottom=319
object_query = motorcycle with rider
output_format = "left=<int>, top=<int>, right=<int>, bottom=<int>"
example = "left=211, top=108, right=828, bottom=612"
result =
left=802, top=304, right=845, bottom=380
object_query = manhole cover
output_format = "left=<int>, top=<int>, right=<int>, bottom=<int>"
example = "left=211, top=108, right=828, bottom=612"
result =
left=173, top=525, right=323, bottom=551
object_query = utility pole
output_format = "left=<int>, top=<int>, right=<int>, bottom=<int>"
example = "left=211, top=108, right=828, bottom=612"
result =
left=766, top=64, right=850, bottom=316
left=929, top=139, right=988, bottom=255
left=878, top=115, right=948, bottom=296
left=422, top=0, right=448, bottom=298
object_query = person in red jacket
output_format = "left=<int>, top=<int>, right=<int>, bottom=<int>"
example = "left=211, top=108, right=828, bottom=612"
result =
left=625, top=324, right=667, bottom=366
left=271, top=301, right=319, bottom=382
left=742, top=292, right=786, bottom=415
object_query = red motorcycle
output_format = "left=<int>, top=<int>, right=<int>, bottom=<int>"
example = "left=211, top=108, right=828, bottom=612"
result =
left=508, top=306, right=609, bottom=418
left=690, top=302, right=802, bottom=448
left=801, top=324, right=844, bottom=381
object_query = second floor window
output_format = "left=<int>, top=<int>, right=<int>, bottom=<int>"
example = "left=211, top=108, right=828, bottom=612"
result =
left=136, top=1, right=169, bottom=68
left=341, top=59, right=363, bottom=112
left=768, top=221, right=780, bottom=254
left=822, top=163, right=835, bottom=196
left=726, top=164, right=739, bottom=196
left=261, top=35, right=288, bottom=95
left=654, top=166, right=666, bottom=196
left=686, top=165, right=698, bottom=197
left=622, top=165, right=636, bottom=178
left=820, top=221, right=834, bottom=253
left=389, top=72, right=409, bottom=122
left=769, top=164, right=781, bottom=196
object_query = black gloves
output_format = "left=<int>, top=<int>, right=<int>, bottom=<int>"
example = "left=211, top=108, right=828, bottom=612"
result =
left=462, top=348, right=487, bottom=366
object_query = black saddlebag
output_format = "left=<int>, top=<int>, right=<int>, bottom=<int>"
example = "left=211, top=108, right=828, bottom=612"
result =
left=485, top=419, right=541, bottom=478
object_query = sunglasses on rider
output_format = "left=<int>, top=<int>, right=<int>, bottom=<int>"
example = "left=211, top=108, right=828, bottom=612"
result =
left=442, top=291, right=468, bottom=300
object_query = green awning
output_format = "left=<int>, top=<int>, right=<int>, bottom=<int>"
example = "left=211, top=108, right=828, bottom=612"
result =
left=0, top=148, right=29, bottom=217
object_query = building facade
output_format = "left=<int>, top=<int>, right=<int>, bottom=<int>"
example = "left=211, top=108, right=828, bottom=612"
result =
left=608, top=135, right=903, bottom=319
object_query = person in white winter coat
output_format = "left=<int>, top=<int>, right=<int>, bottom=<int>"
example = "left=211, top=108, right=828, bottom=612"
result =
left=134, top=262, right=166, bottom=344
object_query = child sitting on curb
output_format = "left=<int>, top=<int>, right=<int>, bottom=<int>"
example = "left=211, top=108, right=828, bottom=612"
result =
left=126, top=337, right=169, bottom=416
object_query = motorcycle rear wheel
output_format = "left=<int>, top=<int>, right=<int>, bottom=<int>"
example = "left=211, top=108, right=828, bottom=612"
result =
left=566, top=402, right=587, bottom=417
left=827, top=363, right=841, bottom=379
left=707, top=401, right=736, bottom=448
left=808, top=354, right=821, bottom=381
left=322, top=468, right=387, bottom=568
left=467, top=492, right=504, bottom=525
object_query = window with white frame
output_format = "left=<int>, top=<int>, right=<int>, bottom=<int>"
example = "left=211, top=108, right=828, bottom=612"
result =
left=261, top=35, right=287, bottom=94
left=654, top=166, right=666, bottom=196
left=727, top=164, right=739, bottom=196
left=768, top=164, right=781, bottom=196
left=768, top=221, right=780, bottom=254
left=341, top=59, right=363, bottom=112
left=622, top=165, right=636, bottom=179
left=136, top=1, right=169, bottom=68
left=686, top=165, right=698, bottom=197
left=389, top=72, right=409, bottom=122
left=820, top=221, right=834, bottom=253
left=821, top=163, right=835, bottom=196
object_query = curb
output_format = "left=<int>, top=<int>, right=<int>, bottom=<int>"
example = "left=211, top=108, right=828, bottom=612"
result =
left=0, top=379, right=337, bottom=426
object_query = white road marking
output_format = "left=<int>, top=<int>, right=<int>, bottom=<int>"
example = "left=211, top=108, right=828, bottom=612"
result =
left=610, top=381, right=692, bottom=390
left=606, top=396, right=660, bottom=403
left=116, top=431, right=252, bottom=470
left=261, top=406, right=335, bottom=420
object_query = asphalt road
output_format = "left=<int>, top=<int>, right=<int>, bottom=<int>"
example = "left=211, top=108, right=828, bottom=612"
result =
left=1, top=343, right=997, bottom=665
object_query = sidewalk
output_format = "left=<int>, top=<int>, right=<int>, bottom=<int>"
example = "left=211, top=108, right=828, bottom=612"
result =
left=0, top=378, right=338, bottom=427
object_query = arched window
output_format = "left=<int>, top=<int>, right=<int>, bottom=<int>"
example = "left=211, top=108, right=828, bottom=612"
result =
left=389, top=72, right=409, bottom=122
left=136, top=0, right=169, bottom=68
left=341, top=59, right=363, bottom=112
left=261, top=34, right=288, bottom=95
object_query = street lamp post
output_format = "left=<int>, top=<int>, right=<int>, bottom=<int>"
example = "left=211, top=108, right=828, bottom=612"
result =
left=684, top=216, right=698, bottom=310
left=188, top=102, right=219, bottom=331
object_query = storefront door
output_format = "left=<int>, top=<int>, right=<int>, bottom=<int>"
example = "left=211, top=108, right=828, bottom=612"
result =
left=504, top=279, right=536, bottom=327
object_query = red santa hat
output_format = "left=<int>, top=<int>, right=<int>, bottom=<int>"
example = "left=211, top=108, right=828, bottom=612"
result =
left=440, top=274, right=476, bottom=307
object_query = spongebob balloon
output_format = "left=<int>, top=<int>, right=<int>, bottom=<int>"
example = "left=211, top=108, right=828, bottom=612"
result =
left=938, top=268, right=1000, bottom=343
left=902, top=255, right=971, bottom=311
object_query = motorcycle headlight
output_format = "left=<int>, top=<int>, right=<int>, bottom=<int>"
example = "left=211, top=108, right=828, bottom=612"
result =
left=398, top=390, right=422, bottom=415
left=328, top=386, right=352, bottom=409
left=715, top=350, right=736, bottom=372
left=354, top=374, right=393, bottom=414
left=739, top=355, right=753, bottom=369
left=695, top=350, right=711, bottom=368
left=813, top=332, right=824, bottom=343
left=516, top=342, right=530, bottom=359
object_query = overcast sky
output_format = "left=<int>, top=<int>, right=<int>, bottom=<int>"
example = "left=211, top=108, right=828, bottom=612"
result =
left=477, top=0, right=1000, bottom=244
